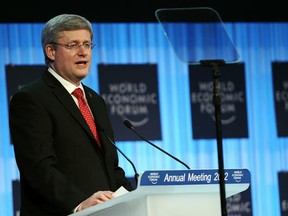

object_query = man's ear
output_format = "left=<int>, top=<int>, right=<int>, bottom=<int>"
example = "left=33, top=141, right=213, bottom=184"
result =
left=45, top=44, right=56, bottom=61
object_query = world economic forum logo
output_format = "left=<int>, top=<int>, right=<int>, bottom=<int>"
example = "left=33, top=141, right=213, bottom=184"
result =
left=147, top=172, right=160, bottom=185
left=103, top=82, right=158, bottom=127
left=231, top=170, right=244, bottom=183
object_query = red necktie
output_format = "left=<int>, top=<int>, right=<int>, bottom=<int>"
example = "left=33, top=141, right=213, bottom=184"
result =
left=72, top=88, right=101, bottom=147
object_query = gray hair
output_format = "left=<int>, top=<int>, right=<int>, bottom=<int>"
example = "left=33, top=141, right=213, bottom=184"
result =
left=41, top=14, right=93, bottom=65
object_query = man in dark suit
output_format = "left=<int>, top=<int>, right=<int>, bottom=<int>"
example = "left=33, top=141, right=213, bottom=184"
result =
left=9, top=14, right=133, bottom=216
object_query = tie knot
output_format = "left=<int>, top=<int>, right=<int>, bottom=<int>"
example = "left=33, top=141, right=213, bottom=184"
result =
left=72, top=88, right=83, bottom=99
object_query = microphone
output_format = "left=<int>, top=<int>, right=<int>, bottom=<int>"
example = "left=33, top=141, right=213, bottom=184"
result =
left=123, top=120, right=190, bottom=170
left=98, top=127, right=139, bottom=186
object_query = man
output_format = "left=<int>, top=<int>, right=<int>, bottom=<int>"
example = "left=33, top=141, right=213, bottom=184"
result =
left=9, top=14, right=133, bottom=216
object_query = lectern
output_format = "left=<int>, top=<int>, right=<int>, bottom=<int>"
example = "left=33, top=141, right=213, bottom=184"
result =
left=69, top=169, right=250, bottom=216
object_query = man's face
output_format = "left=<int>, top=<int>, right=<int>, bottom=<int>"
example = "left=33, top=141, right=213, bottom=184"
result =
left=47, top=29, right=93, bottom=86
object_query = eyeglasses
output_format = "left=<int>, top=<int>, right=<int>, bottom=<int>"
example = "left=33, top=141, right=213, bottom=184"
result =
left=51, top=42, right=95, bottom=51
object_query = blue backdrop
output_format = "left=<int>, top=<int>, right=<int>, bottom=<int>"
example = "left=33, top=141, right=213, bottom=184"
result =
left=0, top=22, right=288, bottom=216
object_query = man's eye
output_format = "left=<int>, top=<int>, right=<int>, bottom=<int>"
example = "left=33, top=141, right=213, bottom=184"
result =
left=83, top=43, right=90, bottom=48
left=67, top=44, right=78, bottom=49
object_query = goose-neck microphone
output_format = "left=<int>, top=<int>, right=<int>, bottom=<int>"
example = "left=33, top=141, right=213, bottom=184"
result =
left=123, top=120, right=190, bottom=170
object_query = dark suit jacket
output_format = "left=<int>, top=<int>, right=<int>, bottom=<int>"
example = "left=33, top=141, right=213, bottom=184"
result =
left=9, top=70, right=132, bottom=216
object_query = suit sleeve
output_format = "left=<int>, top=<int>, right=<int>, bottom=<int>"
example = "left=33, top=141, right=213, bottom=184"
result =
left=9, top=91, right=86, bottom=213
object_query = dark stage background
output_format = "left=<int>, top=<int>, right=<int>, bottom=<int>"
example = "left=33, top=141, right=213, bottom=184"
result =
left=1, top=0, right=287, bottom=23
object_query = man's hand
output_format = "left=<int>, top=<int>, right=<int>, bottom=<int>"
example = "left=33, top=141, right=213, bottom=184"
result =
left=76, top=190, right=114, bottom=211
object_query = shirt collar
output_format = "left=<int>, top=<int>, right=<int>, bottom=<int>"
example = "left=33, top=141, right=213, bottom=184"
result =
left=48, top=67, right=84, bottom=95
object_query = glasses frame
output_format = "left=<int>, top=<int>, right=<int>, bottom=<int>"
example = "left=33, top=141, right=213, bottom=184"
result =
left=51, top=42, right=96, bottom=51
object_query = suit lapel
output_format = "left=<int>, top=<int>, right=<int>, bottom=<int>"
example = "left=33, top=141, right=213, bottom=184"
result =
left=42, top=72, right=97, bottom=143
left=84, top=85, right=115, bottom=181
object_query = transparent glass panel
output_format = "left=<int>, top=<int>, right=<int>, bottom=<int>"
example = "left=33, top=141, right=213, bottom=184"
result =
left=155, top=7, right=240, bottom=65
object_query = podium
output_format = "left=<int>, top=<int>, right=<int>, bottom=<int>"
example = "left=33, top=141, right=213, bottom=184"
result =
left=69, top=169, right=250, bottom=216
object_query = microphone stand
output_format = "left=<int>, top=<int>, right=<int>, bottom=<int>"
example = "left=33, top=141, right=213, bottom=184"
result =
left=200, top=59, right=227, bottom=216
